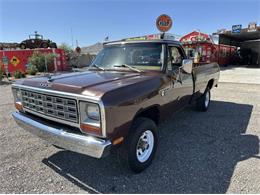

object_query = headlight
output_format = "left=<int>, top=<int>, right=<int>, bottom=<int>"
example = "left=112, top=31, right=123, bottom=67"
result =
left=12, top=88, right=22, bottom=102
left=79, top=101, right=102, bottom=136
left=16, top=90, right=22, bottom=101
left=86, top=104, right=100, bottom=121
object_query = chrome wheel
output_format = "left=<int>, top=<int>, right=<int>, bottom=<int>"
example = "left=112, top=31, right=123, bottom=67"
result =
left=205, top=90, right=210, bottom=108
left=136, top=130, right=154, bottom=163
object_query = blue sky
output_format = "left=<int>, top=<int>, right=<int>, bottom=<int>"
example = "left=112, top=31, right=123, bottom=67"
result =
left=0, top=0, right=259, bottom=47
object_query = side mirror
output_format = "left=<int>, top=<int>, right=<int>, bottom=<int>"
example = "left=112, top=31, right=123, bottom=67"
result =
left=181, top=59, right=193, bottom=74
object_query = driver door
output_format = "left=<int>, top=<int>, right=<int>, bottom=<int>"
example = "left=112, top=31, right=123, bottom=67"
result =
left=167, top=45, right=193, bottom=108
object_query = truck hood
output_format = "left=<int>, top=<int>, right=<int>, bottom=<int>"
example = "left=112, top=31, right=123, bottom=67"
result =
left=16, top=71, right=158, bottom=98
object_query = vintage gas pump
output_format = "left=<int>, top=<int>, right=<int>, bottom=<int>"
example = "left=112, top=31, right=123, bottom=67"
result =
left=2, top=55, right=9, bottom=80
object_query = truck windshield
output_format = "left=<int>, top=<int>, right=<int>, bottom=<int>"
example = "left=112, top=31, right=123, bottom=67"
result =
left=91, top=43, right=163, bottom=71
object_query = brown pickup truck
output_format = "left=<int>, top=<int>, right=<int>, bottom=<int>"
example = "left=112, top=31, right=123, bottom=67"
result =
left=12, top=34, right=220, bottom=173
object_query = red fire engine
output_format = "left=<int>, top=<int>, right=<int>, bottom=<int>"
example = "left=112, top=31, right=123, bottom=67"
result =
left=0, top=48, right=69, bottom=74
left=180, top=31, right=236, bottom=66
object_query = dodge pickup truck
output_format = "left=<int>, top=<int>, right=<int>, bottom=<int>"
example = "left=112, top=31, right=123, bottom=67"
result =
left=12, top=34, right=220, bottom=173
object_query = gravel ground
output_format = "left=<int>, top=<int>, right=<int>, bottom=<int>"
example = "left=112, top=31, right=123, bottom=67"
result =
left=220, top=66, right=260, bottom=84
left=0, top=73, right=260, bottom=193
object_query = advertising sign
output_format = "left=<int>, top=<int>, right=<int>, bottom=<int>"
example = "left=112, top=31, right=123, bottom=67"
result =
left=232, top=25, right=242, bottom=33
left=156, top=14, right=172, bottom=32
left=216, top=29, right=226, bottom=34
left=248, top=22, right=257, bottom=32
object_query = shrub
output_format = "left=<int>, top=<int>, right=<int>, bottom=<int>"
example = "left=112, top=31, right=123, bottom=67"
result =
left=27, top=64, right=38, bottom=75
left=59, top=43, right=73, bottom=60
left=28, top=52, right=56, bottom=72
left=13, top=70, right=25, bottom=79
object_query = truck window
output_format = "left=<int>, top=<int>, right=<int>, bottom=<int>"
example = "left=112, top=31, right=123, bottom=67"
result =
left=167, top=46, right=184, bottom=70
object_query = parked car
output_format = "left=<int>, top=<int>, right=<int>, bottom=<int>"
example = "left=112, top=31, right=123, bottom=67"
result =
left=12, top=34, right=220, bottom=173
left=19, top=31, right=57, bottom=49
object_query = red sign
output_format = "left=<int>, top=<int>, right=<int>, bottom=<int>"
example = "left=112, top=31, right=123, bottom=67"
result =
left=156, top=14, right=172, bottom=32
left=75, top=46, right=81, bottom=54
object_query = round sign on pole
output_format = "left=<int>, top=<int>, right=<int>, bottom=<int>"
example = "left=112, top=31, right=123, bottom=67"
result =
left=75, top=46, right=81, bottom=54
left=156, top=14, right=172, bottom=32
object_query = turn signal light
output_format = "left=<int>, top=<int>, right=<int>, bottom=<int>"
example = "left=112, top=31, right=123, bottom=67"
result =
left=15, top=102, right=23, bottom=111
left=80, top=123, right=102, bottom=136
left=112, top=137, right=124, bottom=145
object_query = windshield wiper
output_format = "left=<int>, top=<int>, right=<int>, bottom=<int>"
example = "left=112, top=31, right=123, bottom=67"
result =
left=113, top=64, right=142, bottom=73
left=89, top=64, right=105, bottom=71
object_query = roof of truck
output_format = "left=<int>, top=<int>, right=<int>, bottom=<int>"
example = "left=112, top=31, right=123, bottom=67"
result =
left=104, top=33, right=181, bottom=46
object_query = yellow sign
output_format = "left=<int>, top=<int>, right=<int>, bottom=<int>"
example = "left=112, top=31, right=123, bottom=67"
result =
left=10, top=56, right=20, bottom=67
left=126, top=36, right=147, bottom=41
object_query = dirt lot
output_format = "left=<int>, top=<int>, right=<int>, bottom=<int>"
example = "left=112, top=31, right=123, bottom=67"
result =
left=0, top=67, right=260, bottom=193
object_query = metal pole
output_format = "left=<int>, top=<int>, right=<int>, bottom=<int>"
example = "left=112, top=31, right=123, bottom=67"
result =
left=229, top=39, right=232, bottom=65
left=45, top=55, right=47, bottom=72
left=2, top=51, right=9, bottom=80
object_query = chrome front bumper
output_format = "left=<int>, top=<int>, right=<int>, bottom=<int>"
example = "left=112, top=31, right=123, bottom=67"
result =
left=12, top=112, right=111, bottom=158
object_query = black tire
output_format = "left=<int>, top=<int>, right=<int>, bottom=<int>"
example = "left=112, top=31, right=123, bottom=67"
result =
left=50, top=42, right=57, bottom=48
left=196, top=87, right=211, bottom=111
left=41, top=42, right=49, bottom=48
left=122, top=117, right=158, bottom=173
left=20, top=43, right=26, bottom=49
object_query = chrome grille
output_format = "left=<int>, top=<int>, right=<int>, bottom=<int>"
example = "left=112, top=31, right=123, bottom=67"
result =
left=21, top=90, right=78, bottom=123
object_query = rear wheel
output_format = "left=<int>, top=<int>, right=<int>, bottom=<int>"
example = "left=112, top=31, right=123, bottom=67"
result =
left=122, top=117, right=158, bottom=173
left=20, top=43, right=26, bottom=49
left=196, top=87, right=211, bottom=111
left=41, top=42, right=49, bottom=48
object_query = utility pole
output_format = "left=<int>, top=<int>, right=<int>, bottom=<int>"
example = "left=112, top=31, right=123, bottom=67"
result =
left=71, top=28, right=74, bottom=49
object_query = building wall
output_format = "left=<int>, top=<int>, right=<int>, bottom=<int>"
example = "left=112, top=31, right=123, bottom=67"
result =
left=241, top=40, right=260, bottom=65
left=219, top=35, right=241, bottom=47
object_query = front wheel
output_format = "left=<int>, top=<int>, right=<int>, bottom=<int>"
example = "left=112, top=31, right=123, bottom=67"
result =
left=123, top=117, right=158, bottom=173
left=196, top=87, right=211, bottom=111
left=50, top=42, right=57, bottom=48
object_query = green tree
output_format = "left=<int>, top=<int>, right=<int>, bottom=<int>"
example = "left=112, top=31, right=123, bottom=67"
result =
left=27, top=64, right=38, bottom=75
left=59, top=43, right=73, bottom=59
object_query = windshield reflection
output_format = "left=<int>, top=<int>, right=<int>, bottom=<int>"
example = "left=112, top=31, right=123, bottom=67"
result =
left=91, top=43, right=163, bottom=71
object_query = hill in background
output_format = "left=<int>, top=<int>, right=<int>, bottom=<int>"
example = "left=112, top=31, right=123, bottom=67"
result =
left=81, top=42, right=103, bottom=55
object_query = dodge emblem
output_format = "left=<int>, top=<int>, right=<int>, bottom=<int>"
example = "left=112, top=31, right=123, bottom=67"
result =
left=40, top=82, right=52, bottom=88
